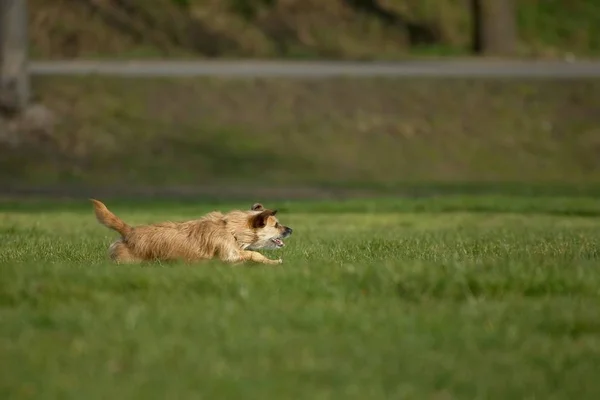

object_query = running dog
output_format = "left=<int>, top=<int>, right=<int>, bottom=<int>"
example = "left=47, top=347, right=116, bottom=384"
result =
left=90, top=199, right=292, bottom=265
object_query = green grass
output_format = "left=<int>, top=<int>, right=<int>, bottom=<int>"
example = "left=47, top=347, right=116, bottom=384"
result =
left=2, top=195, right=600, bottom=399
left=5, top=76, right=600, bottom=190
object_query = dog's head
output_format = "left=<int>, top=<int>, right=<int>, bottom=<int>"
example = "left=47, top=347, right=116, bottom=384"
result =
left=246, top=204, right=293, bottom=250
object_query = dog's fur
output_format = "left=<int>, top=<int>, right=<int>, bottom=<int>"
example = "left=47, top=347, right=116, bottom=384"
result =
left=90, top=199, right=292, bottom=265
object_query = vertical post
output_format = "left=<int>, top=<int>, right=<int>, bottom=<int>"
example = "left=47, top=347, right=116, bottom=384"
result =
left=0, top=0, right=29, bottom=113
left=471, top=0, right=517, bottom=56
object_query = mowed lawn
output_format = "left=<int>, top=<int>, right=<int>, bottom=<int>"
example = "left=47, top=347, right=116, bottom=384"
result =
left=1, top=196, right=600, bottom=399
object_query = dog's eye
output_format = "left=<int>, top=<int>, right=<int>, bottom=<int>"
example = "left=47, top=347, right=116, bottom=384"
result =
left=275, top=223, right=280, bottom=228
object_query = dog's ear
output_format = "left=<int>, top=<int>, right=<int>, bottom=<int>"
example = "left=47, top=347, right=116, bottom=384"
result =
left=251, top=203, right=264, bottom=211
left=250, top=209, right=275, bottom=228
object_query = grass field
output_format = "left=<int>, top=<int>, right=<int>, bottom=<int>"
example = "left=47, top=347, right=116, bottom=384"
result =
left=2, top=195, right=600, bottom=399
left=4, top=76, right=600, bottom=189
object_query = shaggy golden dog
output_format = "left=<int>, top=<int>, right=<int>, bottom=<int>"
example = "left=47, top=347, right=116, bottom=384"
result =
left=90, top=199, right=292, bottom=265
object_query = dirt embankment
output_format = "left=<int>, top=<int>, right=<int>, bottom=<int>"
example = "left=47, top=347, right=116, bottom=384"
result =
left=29, top=0, right=600, bottom=60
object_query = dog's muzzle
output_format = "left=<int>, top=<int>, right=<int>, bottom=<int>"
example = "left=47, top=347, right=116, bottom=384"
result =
left=270, top=227, right=292, bottom=248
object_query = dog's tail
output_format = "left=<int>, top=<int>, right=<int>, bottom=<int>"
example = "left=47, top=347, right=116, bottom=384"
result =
left=90, top=199, right=132, bottom=236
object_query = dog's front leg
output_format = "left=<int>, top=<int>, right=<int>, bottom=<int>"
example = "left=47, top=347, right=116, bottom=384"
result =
left=239, top=250, right=282, bottom=265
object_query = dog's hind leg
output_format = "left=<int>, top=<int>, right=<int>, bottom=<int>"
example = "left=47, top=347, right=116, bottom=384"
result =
left=108, top=240, right=141, bottom=264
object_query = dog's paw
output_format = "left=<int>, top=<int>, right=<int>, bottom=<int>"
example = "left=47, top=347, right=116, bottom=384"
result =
left=272, top=258, right=283, bottom=265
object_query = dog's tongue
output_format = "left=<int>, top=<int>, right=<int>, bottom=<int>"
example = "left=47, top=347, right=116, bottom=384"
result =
left=273, top=238, right=284, bottom=246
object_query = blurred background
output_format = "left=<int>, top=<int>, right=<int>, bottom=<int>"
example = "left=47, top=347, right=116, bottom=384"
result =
left=1, top=0, right=600, bottom=200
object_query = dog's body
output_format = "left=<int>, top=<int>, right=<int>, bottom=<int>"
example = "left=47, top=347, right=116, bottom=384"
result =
left=90, top=199, right=292, bottom=265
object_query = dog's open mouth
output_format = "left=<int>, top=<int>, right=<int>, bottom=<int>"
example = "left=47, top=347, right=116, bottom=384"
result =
left=271, top=238, right=285, bottom=248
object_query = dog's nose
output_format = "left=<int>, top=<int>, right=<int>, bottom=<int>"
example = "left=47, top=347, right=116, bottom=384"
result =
left=285, top=227, right=293, bottom=235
